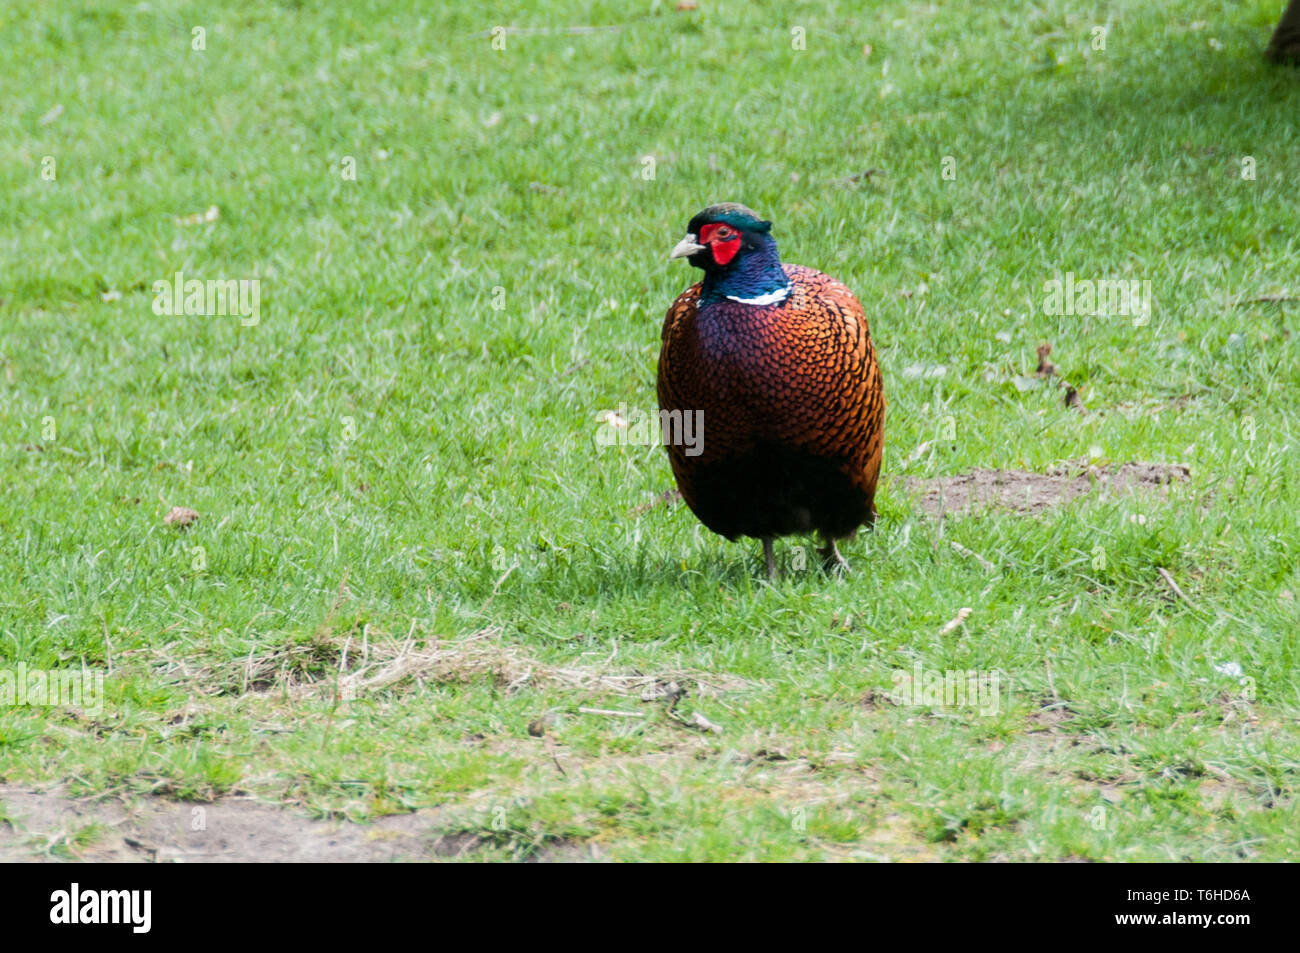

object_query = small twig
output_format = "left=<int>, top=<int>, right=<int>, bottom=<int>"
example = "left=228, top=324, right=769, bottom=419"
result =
left=839, top=168, right=885, bottom=184
left=241, top=646, right=256, bottom=695
left=906, top=440, right=933, bottom=465
left=123, top=837, right=159, bottom=862
left=950, top=541, right=996, bottom=572
left=543, top=734, right=567, bottom=776
left=577, top=707, right=643, bottom=718
left=329, top=569, right=351, bottom=615
left=1157, top=568, right=1195, bottom=608
left=666, top=708, right=723, bottom=734
left=1202, top=762, right=1234, bottom=781
left=103, top=621, right=114, bottom=676
left=489, top=562, right=517, bottom=596
left=686, top=711, right=722, bottom=733
left=939, top=607, right=973, bottom=636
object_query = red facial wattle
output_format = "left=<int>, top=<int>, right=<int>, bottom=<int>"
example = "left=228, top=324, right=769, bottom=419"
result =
left=698, top=223, right=742, bottom=266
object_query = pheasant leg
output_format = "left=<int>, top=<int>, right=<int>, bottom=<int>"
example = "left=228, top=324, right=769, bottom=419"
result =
left=818, top=537, right=850, bottom=574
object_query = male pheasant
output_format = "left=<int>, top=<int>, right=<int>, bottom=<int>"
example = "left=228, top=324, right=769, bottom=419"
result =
left=656, top=203, right=885, bottom=579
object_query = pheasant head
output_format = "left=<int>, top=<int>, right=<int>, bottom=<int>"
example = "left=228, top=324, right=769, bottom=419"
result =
left=669, top=203, right=791, bottom=304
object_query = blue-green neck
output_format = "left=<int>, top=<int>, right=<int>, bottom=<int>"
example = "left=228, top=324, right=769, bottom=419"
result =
left=699, top=236, right=790, bottom=305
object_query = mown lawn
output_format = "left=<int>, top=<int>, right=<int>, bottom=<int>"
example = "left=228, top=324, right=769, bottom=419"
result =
left=1, top=0, right=1298, bottom=860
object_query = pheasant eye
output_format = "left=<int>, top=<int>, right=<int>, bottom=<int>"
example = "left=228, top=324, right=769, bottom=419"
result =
left=715, top=227, right=733, bottom=239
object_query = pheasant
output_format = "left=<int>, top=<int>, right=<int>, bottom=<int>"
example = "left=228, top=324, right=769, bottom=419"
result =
left=656, top=203, right=885, bottom=580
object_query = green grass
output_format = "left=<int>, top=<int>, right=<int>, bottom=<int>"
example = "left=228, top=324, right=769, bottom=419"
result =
left=2, top=0, right=1299, bottom=860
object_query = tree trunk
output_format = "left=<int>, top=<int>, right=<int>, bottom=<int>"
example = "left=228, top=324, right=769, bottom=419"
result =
left=1266, top=0, right=1300, bottom=63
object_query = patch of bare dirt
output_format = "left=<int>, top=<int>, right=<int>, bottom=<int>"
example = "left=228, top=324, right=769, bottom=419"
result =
left=1026, top=702, right=1075, bottom=733
left=0, top=734, right=894, bottom=862
left=0, top=786, right=474, bottom=863
left=899, top=460, right=1190, bottom=518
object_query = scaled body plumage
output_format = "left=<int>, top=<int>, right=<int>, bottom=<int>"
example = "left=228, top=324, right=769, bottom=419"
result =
left=656, top=204, right=885, bottom=577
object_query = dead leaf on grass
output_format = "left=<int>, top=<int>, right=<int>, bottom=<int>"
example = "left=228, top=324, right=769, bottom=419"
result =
left=163, top=506, right=200, bottom=528
left=1035, top=342, right=1058, bottom=377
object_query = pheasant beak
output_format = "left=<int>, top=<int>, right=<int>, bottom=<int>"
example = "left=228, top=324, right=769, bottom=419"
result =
left=669, top=233, right=706, bottom=261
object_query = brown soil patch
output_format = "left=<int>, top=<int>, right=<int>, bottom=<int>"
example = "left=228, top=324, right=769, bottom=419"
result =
left=899, top=460, right=1190, bottom=518
left=1027, top=702, right=1075, bottom=733
left=0, top=785, right=473, bottom=863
